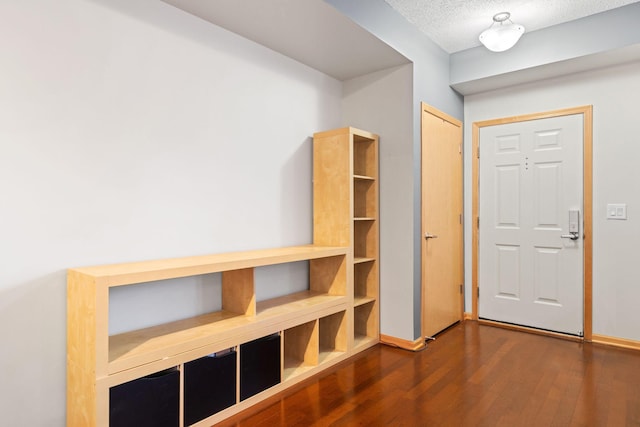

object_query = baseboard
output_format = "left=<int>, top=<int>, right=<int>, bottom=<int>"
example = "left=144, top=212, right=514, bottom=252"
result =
left=463, top=312, right=473, bottom=320
left=592, top=334, right=640, bottom=351
left=380, top=334, right=425, bottom=351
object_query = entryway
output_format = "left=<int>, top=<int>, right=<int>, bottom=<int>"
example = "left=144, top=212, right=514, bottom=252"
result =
left=472, top=106, right=593, bottom=339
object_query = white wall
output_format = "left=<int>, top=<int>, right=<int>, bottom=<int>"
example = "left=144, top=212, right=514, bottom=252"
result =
left=464, top=60, right=640, bottom=341
left=342, top=64, right=414, bottom=340
left=0, top=0, right=342, bottom=424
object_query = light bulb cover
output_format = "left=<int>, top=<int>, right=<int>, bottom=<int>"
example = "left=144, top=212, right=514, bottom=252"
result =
left=479, top=13, right=525, bottom=52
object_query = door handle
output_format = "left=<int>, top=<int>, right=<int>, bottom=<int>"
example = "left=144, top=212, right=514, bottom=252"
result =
left=425, top=232, right=438, bottom=239
left=562, top=210, right=580, bottom=240
left=561, top=232, right=579, bottom=241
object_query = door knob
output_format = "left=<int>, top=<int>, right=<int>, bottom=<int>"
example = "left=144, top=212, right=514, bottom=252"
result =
left=425, top=232, right=438, bottom=239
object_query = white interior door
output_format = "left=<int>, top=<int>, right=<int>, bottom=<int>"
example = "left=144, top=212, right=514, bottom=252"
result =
left=479, top=114, right=584, bottom=336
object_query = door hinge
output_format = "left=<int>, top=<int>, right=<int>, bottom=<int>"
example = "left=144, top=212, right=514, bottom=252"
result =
left=459, top=213, right=463, bottom=224
left=477, top=287, right=480, bottom=297
left=477, top=217, right=479, bottom=228
left=459, top=144, right=462, bottom=154
left=460, top=284, right=463, bottom=294
left=477, top=146, right=480, bottom=159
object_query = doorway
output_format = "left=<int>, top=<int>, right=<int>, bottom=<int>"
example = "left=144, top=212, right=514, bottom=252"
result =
left=421, top=102, right=464, bottom=338
left=472, top=106, right=593, bottom=339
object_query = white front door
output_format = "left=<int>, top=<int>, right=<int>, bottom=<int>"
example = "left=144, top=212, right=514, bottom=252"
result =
left=479, top=114, right=584, bottom=336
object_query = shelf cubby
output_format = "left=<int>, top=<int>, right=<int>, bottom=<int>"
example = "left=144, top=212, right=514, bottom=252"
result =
left=318, top=310, right=347, bottom=364
left=308, top=255, right=347, bottom=295
left=354, top=261, right=377, bottom=306
left=354, top=178, right=377, bottom=219
left=354, top=220, right=377, bottom=260
left=109, top=367, right=180, bottom=427
left=354, top=301, right=378, bottom=349
left=183, top=350, right=236, bottom=426
left=283, top=320, right=319, bottom=380
left=240, top=334, right=281, bottom=401
left=353, top=136, right=377, bottom=178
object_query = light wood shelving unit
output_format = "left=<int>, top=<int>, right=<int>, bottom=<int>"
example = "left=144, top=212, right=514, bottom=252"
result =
left=67, top=126, right=379, bottom=426
left=313, top=127, right=380, bottom=351
left=67, top=245, right=352, bottom=426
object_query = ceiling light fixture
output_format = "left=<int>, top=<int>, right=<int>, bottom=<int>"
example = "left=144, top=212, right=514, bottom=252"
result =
left=479, top=12, right=525, bottom=52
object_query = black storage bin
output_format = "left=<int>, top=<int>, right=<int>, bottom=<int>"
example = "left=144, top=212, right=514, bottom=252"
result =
left=109, top=367, right=179, bottom=427
left=240, top=333, right=281, bottom=401
left=184, top=349, right=237, bottom=426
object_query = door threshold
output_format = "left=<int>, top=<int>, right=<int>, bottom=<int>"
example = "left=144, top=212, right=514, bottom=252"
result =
left=478, top=319, right=584, bottom=343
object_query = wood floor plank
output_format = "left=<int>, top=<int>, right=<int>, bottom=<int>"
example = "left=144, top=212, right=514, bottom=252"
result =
left=215, top=322, right=640, bottom=426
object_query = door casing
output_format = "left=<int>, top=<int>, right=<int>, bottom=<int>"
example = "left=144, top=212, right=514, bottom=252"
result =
left=471, top=105, right=593, bottom=341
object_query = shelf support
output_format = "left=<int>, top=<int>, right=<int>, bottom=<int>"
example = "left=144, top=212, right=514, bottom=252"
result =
left=222, top=268, right=255, bottom=316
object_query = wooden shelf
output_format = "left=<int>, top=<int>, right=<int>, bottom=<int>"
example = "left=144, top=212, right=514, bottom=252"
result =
left=68, top=244, right=350, bottom=426
left=256, top=291, right=345, bottom=318
left=283, top=358, right=315, bottom=381
left=318, top=349, right=345, bottom=365
left=313, top=126, right=380, bottom=384
left=109, top=291, right=346, bottom=374
left=354, top=296, right=377, bottom=307
left=353, top=334, right=378, bottom=350
left=72, top=245, right=347, bottom=288
left=109, top=310, right=244, bottom=374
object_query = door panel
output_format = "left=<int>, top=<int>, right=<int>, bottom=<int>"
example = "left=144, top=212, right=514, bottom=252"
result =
left=496, top=245, right=520, bottom=299
left=421, top=104, right=463, bottom=338
left=496, top=165, right=520, bottom=226
left=479, top=114, right=583, bottom=335
left=534, top=247, right=560, bottom=304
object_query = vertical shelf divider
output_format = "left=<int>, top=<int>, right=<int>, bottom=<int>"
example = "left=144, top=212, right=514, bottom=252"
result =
left=222, top=268, right=255, bottom=316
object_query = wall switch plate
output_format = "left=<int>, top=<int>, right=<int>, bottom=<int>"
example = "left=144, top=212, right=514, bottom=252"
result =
left=606, top=203, right=627, bottom=220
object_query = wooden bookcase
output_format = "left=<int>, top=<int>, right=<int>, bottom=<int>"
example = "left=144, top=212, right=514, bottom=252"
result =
left=67, top=245, right=353, bottom=426
left=67, top=126, right=379, bottom=426
left=313, top=127, right=380, bottom=350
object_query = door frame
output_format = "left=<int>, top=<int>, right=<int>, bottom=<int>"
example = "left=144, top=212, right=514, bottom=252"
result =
left=421, top=102, right=464, bottom=338
left=471, top=105, right=593, bottom=341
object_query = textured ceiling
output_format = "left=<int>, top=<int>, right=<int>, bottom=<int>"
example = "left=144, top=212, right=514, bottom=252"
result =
left=384, top=0, right=640, bottom=53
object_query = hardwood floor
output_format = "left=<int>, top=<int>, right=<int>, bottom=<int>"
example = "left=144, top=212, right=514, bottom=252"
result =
left=216, top=322, right=640, bottom=426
